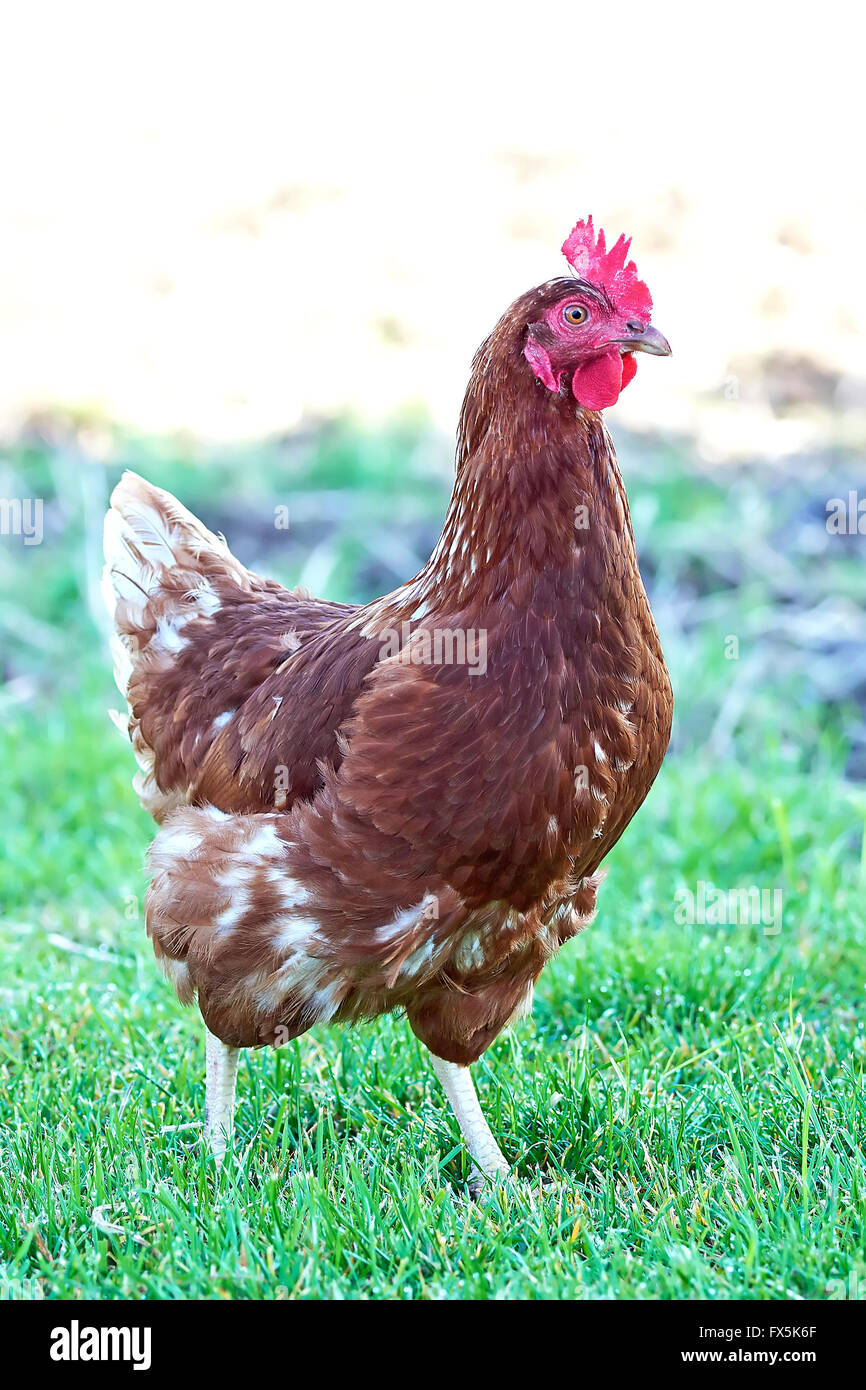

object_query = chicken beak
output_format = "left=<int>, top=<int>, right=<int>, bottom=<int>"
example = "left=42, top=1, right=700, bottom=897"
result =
left=619, top=325, right=672, bottom=357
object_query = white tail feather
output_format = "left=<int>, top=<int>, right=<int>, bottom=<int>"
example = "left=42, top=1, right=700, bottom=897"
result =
left=102, top=472, right=254, bottom=821
left=101, top=471, right=243, bottom=626
left=102, top=468, right=249, bottom=717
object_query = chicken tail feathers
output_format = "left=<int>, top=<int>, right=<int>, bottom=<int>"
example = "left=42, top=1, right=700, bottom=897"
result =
left=102, top=471, right=249, bottom=696
left=102, top=471, right=253, bottom=816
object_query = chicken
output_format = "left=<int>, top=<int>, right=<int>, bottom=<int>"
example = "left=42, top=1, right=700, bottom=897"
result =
left=102, top=216, right=673, bottom=1186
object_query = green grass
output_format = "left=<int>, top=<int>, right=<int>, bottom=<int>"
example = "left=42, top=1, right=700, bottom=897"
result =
left=0, top=428, right=865, bottom=1299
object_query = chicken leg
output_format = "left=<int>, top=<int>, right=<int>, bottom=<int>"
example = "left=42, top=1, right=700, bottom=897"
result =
left=204, top=1028, right=239, bottom=1163
left=205, top=1033, right=509, bottom=1188
left=429, top=1054, right=510, bottom=1188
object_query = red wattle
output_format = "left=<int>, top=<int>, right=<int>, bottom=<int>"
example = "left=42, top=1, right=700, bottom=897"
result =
left=571, top=350, right=624, bottom=411
left=571, top=350, right=639, bottom=410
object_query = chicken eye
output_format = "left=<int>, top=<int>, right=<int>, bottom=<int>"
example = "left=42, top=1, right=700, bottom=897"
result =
left=563, top=304, right=589, bottom=326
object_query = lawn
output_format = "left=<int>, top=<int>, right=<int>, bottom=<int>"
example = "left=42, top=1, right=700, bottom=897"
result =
left=0, top=423, right=864, bottom=1299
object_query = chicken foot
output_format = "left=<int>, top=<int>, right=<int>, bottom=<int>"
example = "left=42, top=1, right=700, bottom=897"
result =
left=429, top=1054, right=510, bottom=1190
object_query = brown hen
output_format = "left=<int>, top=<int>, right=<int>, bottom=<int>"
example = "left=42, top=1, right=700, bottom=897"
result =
left=103, top=217, right=673, bottom=1184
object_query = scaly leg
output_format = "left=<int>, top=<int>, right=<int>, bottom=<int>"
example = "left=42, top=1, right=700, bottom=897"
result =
left=204, top=1027, right=239, bottom=1164
left=429, top=1054, right=510, bottom=1189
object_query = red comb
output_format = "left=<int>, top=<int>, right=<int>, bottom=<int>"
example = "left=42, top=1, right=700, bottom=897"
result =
left=561, top=216, right=653, bottom=319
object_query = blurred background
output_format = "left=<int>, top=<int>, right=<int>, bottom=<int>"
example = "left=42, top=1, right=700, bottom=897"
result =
left=2, top=5, right=866, bottom=450
left=2, top=1, right=865, bottom=763
left=1, top=0, right=866, bottom=1299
